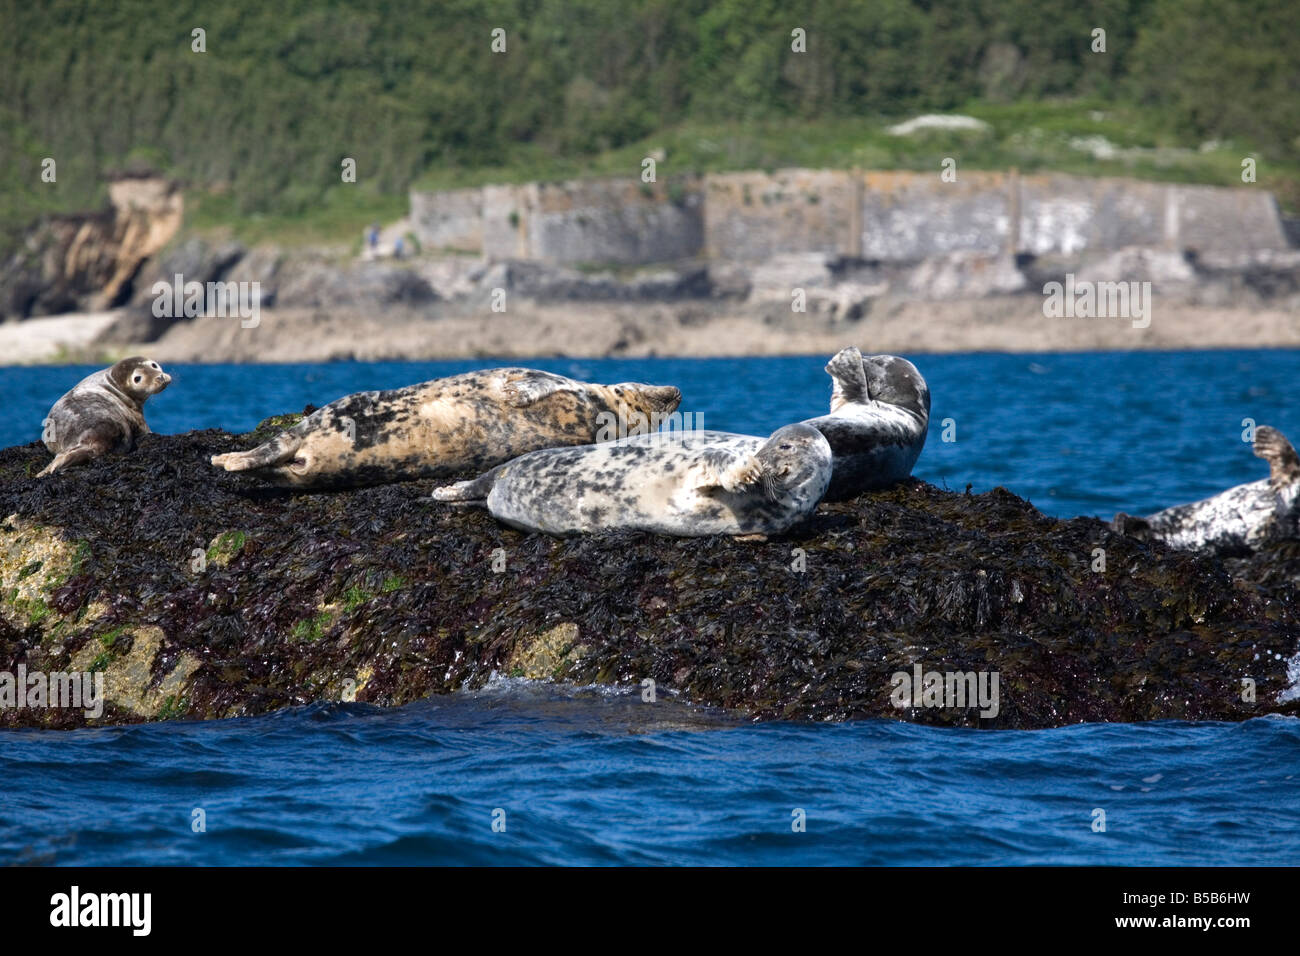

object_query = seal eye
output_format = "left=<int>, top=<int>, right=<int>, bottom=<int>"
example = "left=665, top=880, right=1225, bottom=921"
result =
left=133, top=375, right=143, bottom=384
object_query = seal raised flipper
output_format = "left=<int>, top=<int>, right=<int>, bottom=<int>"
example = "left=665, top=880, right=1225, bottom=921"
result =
left=501, top=370, right=584, bottom=407
left=689, top=447, right=766, bottom=492
left=825, top=347, right=869, bottom=409
left=1254, top=426, right=1300, bottom=491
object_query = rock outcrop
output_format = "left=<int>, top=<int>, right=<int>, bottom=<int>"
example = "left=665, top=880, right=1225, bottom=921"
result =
left=0, top=175, right=183, bottom=319
left=2, top=420, right=1297, bottom=730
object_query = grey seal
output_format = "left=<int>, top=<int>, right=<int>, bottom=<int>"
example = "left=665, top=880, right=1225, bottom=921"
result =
left=38, top=357, right=171, bottom=477
left=432, top=423, right=833, bottom=537
left=210, top=367, right=681, bottom=488
left=1112, top=426, right=1300, bottom=551
left=802, top=347, right=930, bottom=500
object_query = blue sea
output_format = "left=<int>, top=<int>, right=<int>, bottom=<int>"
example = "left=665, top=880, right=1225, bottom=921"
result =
left=2, top=350, right=1299, bottom=865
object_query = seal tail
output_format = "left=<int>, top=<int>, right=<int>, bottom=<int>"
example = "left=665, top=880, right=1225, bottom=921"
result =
left=1254, top=426, right=1300, bottom=490
left=211, top=433, right=303, bottom=472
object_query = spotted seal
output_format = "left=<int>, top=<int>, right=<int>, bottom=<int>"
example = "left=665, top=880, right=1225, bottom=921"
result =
left=801, top=347, right=930, bottom=500
left=1112, top=426, right=1300, bottom=551
left=431, top=423, right=832, bottom=537
left=37, top=357, right=172, bottom=477
left=210, top=368, right=682, bottom=488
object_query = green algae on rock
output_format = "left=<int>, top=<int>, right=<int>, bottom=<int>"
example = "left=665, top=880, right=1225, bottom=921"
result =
left=1, top=418, right=1298, bottom=730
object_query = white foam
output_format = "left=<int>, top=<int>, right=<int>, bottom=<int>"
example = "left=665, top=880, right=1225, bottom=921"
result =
left=1279, top=649, right=1300, bottom=704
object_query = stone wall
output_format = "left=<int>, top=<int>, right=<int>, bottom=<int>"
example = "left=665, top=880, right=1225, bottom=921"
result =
left=409, top=169, right=1291, bottom=266
left=409, top=186, right=483, bottom=253
left=472, top=177, right=705, bottom=265
left=703, top=169, right=858, bottom=261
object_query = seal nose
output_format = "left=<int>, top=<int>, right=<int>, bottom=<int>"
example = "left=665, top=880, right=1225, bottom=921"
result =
left=648, top=386, right=681, bottom=412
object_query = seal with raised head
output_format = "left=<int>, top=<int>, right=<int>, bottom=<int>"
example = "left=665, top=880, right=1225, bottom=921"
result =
left=38, top=356, right=172, bottom=477
left=800, top=347, right=930, bottom=500
left=210, top=368, right=682, bottom=488
left=432, top=423, right=833, bottom=537
left=1112, top=426, right=1300, bottom=551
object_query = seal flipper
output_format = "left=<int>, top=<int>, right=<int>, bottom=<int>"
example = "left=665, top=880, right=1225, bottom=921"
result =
left=38, top=440, right=108, bottom=477
left=689, top=447, right=765, bottom=492
left=431, top=465, right=504, bottom=504
left=825, top=347, right=869, bottom=410
left=211, top=432, right=304, bottom=472
left=501, top=371, right=577, bottom=407
left=1111, top=512, right=1153, bottom=539
left=1253, top=426, right=1300, bottom=491
left=37, top=422, right=121, bottom=477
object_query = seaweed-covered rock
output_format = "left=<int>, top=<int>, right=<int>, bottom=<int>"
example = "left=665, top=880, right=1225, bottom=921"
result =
left=1, top=421, right=1298, bottom=730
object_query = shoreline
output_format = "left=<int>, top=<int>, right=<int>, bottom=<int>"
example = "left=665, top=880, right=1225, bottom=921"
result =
left=8, top=296, right=1300, bottom=365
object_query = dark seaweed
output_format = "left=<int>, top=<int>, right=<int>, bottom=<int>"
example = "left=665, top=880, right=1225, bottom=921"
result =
left=2, top=419, right=1298, bottom=730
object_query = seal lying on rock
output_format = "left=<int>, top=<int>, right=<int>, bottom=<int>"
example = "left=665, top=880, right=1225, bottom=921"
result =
left=38, top=357, right=171, bottom=477
left=801, top=347, right=930, bottom=500
left=211, top=368, right=682, bottom=488
left=1112, top=426, right=1300, bottom=551
left=432, top=423, right=833, bottom=537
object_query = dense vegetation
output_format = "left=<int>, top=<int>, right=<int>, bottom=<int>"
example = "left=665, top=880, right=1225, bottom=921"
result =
left=2, top=0, right=1297, bottom=243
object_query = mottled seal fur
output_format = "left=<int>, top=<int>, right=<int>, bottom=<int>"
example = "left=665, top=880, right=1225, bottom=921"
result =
left=801, top=347, right=930, bottom=500
left=210, top=368, right=681, bottom=488
left=1112, top=426, right=1300, bottom=551
left=432, top=423, right=832, bottom=537
left=38, top=357, right=171, bottom=477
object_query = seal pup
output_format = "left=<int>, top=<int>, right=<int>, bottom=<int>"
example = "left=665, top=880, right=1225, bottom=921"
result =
left=1112, top=426, right=1300, bottom=551
left=37, top=357, right=172, bottom=477
left=801, top=347, right=930, bottom=500
left=431, top=423, right=833, bottom=537
left=210, top=368, right=682, bottom=488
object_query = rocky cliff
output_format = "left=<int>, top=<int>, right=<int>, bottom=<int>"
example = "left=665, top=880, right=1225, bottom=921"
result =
left=3, top=418, right=1297, bottom=730
left=0, top=175, right=183, bottom=319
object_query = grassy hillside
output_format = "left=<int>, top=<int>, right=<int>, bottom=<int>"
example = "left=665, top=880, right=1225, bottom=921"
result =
left=2, top=0, right=1297, bottom=247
